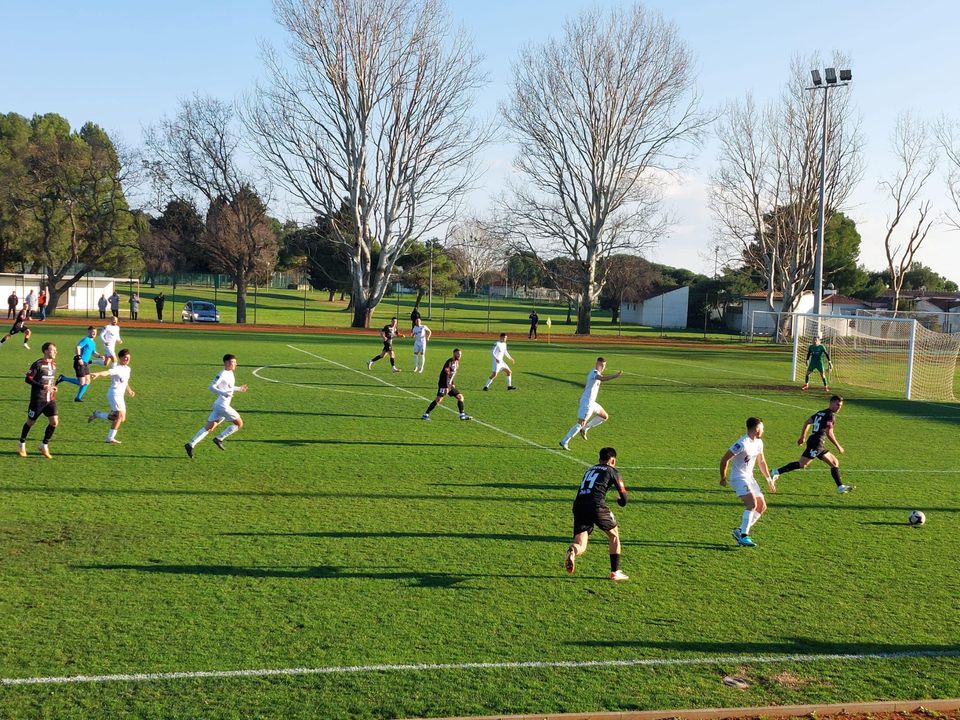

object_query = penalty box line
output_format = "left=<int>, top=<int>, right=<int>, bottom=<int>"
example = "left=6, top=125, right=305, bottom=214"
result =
left=286, top=345, right=589, bottom=467
left=4, top=649, right=959, bottom=687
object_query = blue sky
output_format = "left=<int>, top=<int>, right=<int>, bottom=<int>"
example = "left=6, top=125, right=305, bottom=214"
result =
left=3, top=0, right=959, bottom=281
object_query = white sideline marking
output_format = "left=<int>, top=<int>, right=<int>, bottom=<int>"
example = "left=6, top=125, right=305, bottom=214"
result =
left=286, top=345, right=589, bottom=467
left=4, top=649, right=958, bottom=687
left=251, top=362, right=416, bottom=401
left=617, top=465, right=960, bottom=473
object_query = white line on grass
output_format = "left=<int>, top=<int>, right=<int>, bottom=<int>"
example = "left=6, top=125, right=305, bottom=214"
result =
left=4, top=649, right=959, bottom=687
left=620, top=370, right=811, bottom=411
left=251, top=362, right=416, bottom=401
left=616, top=465, right=960, bottom=473
left=286, top=345, right=590, bottom=467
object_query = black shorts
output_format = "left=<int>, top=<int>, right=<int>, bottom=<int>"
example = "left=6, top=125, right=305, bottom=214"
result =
left=573, top=499, right=617, bottom=535
left=802, top=440, right=826, bottom=460
left=438, top=384, right=460, bottom=398
left=382, top=341, right=393, bottom=353
left=8, top=322, right=25, bottom=335
left=27, top=399, right=58, bottom=419
left=74, top=357, right=90, bottom=378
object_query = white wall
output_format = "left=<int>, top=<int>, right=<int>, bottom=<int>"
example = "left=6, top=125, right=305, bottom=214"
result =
left=620, top=286, right=689, bottom=329
left=0, top=274, right=117, bottom=312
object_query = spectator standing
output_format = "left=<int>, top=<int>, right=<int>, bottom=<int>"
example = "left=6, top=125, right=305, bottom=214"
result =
left=109, top=291, right=120, bottom=318
left=7, top=291, right=18, bottom=319
left=130, top=294, right=140, bottom=320
left=154, top=292, right=165, bottom=322
left=24, top=290, right=35, bottom=319
left=37, top=288, right=47, bottom=321
left=97, top=294, right=108, bottom=320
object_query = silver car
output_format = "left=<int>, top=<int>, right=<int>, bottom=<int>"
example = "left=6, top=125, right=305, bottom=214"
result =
left=181, top=300, right=221, bottom=323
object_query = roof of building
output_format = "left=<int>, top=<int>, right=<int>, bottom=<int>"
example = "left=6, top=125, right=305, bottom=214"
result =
left=822, top=294, right=866, bottom=306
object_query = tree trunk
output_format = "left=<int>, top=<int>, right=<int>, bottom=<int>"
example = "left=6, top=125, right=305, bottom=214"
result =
left=414, top=290, right=424, bottom=309
left=576, top=300, right=592, bottom=335
left=352, top=300, right=372, bottom=328
left=328, top=289, right=335, bottom=302
left=235, top=281, right=248, bottom=324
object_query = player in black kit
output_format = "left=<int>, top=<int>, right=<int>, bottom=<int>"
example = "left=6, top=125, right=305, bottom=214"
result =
left=367, top=317, right=403, bottom=373
left=770, top=395, right=852, bottom=494
left=421, top=348, right=471, bottom=421
left=1, top=306, right=32, bottom=348
left=18, top=342, right=59, bottom=458
left=564, top=447, right=629, bottom=581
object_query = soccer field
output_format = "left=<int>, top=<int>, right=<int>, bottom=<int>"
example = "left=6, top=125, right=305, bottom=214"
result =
left=1, top=325, right=958, bottom=719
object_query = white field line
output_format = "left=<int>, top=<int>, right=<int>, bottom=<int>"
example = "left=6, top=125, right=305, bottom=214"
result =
left=251, top=362, right=415, bottom=401
left=617, top=465, right=960, bottom=473
left=286, top=345, right=589, bottom=467
left=3, top=649, right=959, bottom=687
left=620, top=370, right=811, bottom=411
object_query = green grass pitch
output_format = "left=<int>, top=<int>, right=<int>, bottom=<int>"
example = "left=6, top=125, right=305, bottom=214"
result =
left=0, top=324, right=958, bottom=719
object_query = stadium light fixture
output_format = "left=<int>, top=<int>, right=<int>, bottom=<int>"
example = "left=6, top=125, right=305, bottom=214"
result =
left=808, top=65, right=853, bottom=315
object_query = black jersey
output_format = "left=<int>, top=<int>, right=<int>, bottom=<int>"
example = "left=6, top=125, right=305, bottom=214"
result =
left=25, top=357, right=57, bottom=404
left=807, top=408, right=836, bottom=449
left=574, top=464, right=626, bottom=506
left=438, top=357, right=459, bottom=389
left=381, top=324, right=398, bottom=342
left=10, top=308, right=28, bottom=331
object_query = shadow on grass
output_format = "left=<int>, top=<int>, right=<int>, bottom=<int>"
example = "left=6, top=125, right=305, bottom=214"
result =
left=222, top=530, right=569, bottom=543
left=568, top=637, right=960, bottom=656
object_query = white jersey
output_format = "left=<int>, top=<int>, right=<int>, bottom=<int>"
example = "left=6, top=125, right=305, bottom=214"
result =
left=727, top=433, right=764, bottom=484
left=412, top=325, right=430, bottom=347
left=579, top=369, right=602, bottom=406
left=107, top=364, right=131, bottom=398
left=491, top=341, right=513, bottom=364
left=101, top=324, right=122, bottom=348
left=210, top=369, right=238, bottom=405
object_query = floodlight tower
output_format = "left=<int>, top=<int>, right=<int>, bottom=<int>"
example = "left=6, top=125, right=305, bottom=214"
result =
left=809, top=66, right=852, bottom=315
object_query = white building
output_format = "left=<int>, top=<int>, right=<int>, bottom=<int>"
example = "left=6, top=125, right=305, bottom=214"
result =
left=619, top=286, right=689, bottom=329
left=1, top=273, right=129, bottom=313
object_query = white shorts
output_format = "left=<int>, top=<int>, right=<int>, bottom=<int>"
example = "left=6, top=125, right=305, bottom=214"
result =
left=107, top=391, right=125, bottom=414
left=730, top=475, right=762, bottom=498
left=103, top=344, right=117, bottom=359
left=491, top=360, right=509, bottom=374
left=578, top=400, right=602, bottom=421
left=413, top=341, right=426, bottom=353
left=208, top=401, right=240, bottom=423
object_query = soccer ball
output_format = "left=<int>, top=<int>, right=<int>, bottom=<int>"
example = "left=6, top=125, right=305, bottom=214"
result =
left=908, top=510, right=926, bottom=526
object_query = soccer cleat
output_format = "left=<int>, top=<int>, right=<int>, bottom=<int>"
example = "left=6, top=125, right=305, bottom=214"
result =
left=213, top=437, right=225, bottom=451
left=39, top=444, right=52, bottom=459
left=559, top=440, right=570, bottom=451
left=732, top=527, right=743, bottom=543
left=17, top=443, right=27, bottom=458
left=771, top=468, right=780, bottom=480
left=482, top=386, right=489, bottom=391
left=184, top=443, right=194, bottom=459
left=87, top=412, right=97, bottom=423
left=105, top=438, right=122, bottom=445
left=23, top=342, right=29, bottom=349
left=367, top=360, right=373, bottom=370
left=507, top=386, right=517, bottom=390
left=801, top=383, right=809, bottom=390
left=737, top=534, right=757, bottom=548
left=421, top=413, right=430, bottom=420
left=579, top=426, right=588, bottom=440
left=564, top=547, right=576, bottom=574
left=837, top=484, right=853, bottom=494
left=56, top=374, right=64, bottom=385
left=74, top=398, right=84, bottom=402
left=824, top=386, right=830, bottom=392
left=609, top=570, right=630, bottom=581
left=459, top=413, right=472, bottom=421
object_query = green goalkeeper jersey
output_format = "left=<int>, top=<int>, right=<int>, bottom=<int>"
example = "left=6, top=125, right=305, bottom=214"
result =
left=806, top=343, right=830, bottom=369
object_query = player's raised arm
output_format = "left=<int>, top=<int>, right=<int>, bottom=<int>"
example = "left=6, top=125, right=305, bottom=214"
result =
left=598, top=370, right=623, bottom=382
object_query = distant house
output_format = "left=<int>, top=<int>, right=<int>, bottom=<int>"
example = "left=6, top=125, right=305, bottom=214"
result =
left=821, top=294, right=868, bottom=316
left=0, top=273, right=123, bottom=312
left=880, top=289, right=960, bottom=333
left=619, top=286, right=689, bottom=329
left=733, top=291, right=815, bottom=335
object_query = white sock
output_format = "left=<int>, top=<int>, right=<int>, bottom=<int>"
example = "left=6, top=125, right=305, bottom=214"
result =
left=584, top=416, right=606, bottom=431
left=217, top=424, right=240, bottom=441
left=741, top=509, right=761, bottom=535
left=413, top=356, right=420, bottom=371
left=106, top=429, right=117, bottom=441
left=562, top=424, right=581, bottom=444
left=484, top=378, right=493, bottom=389
left=190, top=429, right=209, bottom=446
left=506, top=376, right=512, bottom=387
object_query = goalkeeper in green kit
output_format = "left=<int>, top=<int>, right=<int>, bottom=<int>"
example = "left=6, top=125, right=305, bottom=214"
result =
left=801, top=336, right=832, bottom=391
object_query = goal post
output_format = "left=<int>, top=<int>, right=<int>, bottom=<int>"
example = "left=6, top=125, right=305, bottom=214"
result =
left=791, top=312, right=959, bottom=401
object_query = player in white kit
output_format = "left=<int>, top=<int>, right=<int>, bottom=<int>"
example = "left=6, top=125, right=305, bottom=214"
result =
left=99, top=316, right=122, bottom=367
left=87, top=348, right=135, bottom=444
left=483, top=333, right=517, bottom=391
left=559, top=357, right=622, bottom=450
left=719, top=416, right=776, bottom=548
left=411, top=317, right=432, bottom=373
left=184, top=353, right=248, bottom=458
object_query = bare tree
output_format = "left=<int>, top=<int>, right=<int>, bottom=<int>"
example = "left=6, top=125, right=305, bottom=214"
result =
left=446, top=216, right=505, bottom=292
left=500, top=4, right=705, bottom=334
left=711, top=55, right=863, bottom=322
left=935, top=114, right=960, bottom=231
left=243, top=0, right=489, bottom=328
left=881, top=113, right=938, bottom=311
left=144, top=95, right=275, bottom=323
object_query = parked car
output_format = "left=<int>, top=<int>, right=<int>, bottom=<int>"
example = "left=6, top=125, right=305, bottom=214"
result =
left=181, top=300, right=221, bottom=323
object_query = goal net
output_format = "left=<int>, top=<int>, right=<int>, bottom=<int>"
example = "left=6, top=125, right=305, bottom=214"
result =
left=791, top=313, right=960, bottom=401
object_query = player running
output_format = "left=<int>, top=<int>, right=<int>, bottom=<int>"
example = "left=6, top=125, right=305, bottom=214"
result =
left=1, top=305, right=32, bottom=349
left=184, top=354, right=249, bottom=458
left=87, top=348, right=135, bottom=444
left=367, top=317, right=403, bottom=373
left=770, top=395, right=852, bottom=494
left=482, top=333, right=517, bottom=391
left=802, top=336, right=832, bottom=391
left=18, top=342, right=59, bottom=458
left=411, top=317, right=432, bottom=373
left=559, top=357, right=622, bottom=450
left=57, top=326, right=102, bottom=402
left=421, top=348, right=471, bottom=421
left=564, top=447, right=629, bottom=581
left=720, top=416, right=776, bottom=548
left=99, top=316, right=122, bottom=367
